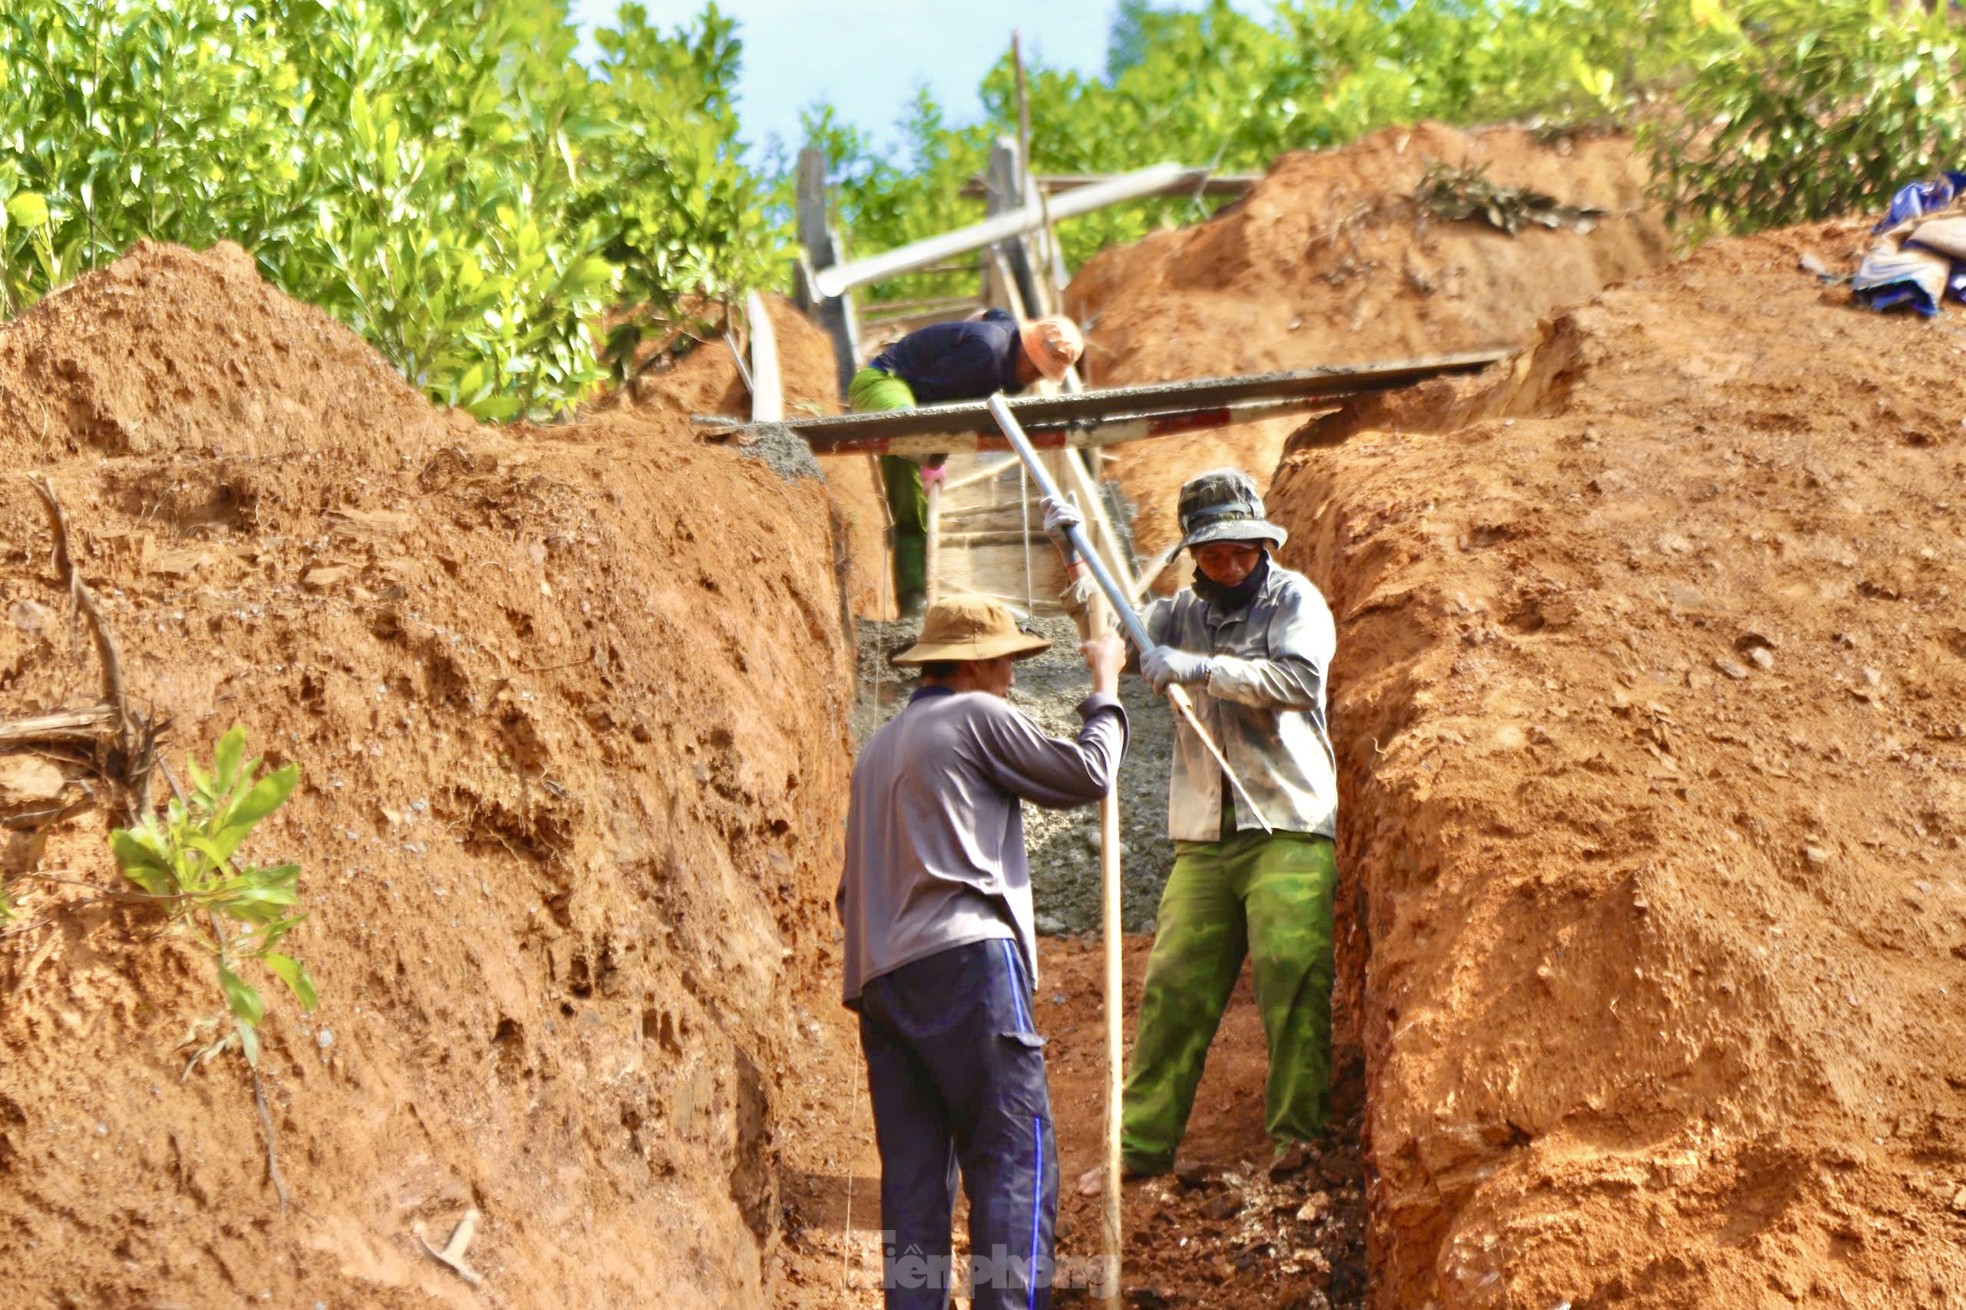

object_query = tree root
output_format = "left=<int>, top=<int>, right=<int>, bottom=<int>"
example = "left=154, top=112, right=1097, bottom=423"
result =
left=16, top=480, right=293, bottom=1217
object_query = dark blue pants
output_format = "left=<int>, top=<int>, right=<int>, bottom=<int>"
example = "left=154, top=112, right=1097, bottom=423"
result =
left=858, top=938, right=1057, bottom=1310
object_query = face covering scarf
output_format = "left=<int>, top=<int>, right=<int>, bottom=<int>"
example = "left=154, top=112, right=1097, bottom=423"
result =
left=1191, top=549, right=1270, bottom=613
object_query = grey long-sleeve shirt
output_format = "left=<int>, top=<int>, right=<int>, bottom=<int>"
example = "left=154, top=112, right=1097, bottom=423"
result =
left=1144, top=560, right=1338, bottom=841
left=838, top=685, right=1127, bottom=1005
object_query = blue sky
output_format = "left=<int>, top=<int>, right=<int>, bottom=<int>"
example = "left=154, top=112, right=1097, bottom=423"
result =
left=566, top=2, right=1175, bottom=158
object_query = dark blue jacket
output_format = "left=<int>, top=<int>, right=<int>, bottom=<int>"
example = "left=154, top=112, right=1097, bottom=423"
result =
left=869, top=308, right=1024, bottom=404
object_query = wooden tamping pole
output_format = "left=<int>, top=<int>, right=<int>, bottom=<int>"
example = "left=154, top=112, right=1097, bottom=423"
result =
left=1049, top=498, right=1125, bottom=1305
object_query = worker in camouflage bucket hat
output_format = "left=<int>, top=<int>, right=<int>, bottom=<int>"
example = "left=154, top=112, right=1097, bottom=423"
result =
left=1045, top=467, right=1339, bottom=1182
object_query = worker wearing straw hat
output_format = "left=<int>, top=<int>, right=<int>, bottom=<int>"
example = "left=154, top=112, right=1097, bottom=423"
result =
left=1047, top=469, right=1338, bottom=1180
left=851, top=310, right=1085, bottom=617
left=839, top=595, right=1124, bottom=1309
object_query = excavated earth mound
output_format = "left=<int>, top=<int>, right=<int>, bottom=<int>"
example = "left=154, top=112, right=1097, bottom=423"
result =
left=1066, top=121, right=1670, bottom=559
left=613, top=297, right=889, bottom=621
left=1269, top=218, right=1966, bottom=1308
left=0, top=243, right=855, bottom=1308
left=0, top=240, right=455, bottom=463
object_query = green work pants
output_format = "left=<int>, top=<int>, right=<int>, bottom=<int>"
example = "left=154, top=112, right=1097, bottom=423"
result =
left=848, top=367, right=929, bottom=610
left=1120, top=828, right=1338, bottom=1172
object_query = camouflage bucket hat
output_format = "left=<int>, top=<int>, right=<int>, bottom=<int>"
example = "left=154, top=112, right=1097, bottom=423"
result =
left=1177, top=467, right=1288, bottom=550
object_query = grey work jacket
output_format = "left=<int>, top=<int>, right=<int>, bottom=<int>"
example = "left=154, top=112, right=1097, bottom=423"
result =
left=1145, top=562, right=1338, bottom=841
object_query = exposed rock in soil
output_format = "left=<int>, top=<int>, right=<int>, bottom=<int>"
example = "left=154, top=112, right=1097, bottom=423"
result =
left=1269, top=218, right=1966, bottom=1308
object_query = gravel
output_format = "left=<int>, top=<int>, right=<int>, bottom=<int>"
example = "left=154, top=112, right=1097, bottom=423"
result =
left=734, top=422, right=823, bottom=481
left=853, top=613, right=1175, bottom=935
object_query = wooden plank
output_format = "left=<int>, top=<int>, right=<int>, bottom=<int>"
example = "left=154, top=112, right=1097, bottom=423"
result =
left=941, top=457, right=1020, bottom=495
left=860, top=294, right=983, bottom=322
left=915, top=258, right=988, bottom=277
left=745, top=290, right=782, bottom=423
left=985, top=138, right=1045, bottom=318
left=696, top=352, right=1508, bottom=448
left=711, top=394, right=1337, bottom=457
left=939, top=500, right=1031, bottom=525
left=939, top=528, right=1050, bottom=549
left=794, top=147, right=862, bottom=399
left=924, top=479, right=943, bottom=605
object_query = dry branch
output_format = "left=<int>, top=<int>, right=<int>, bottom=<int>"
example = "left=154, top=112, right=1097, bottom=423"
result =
left=27, top=476, right=133, bottom=765
left=0, top=704, right=117, bottom=745
left=252, top=1068, right=291, bottom=1211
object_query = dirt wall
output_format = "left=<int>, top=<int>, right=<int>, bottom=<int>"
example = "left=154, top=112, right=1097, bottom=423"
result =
left=1269, top=219, right=1966, bottom=1308
left=1067, top=121, right=1671, bottom=560
left=0, top=244, right=856, bottom=1307
left=614, top=295, right=888, bottom=622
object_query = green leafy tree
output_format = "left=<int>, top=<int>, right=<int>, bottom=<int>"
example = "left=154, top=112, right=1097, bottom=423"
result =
left=109, top=728, right=315, bottom=1069
left=0, top=0, right=779, bottom=417
left=1649, top=0, right=1966, bottom=233
left=266, top=1, right=620, bottom=417
left=578, top=2, right=783, bottom=376
left=809, top=0, right=1719, bottom=312
left=0, top=0, right=300, bottom=313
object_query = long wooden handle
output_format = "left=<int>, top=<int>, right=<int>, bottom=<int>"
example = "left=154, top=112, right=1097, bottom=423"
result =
left=1164, top=684, right=1273, bottom=834
left=1097, top=783, right=1123, bottom=1303
left=1056, top=557, right=1125, bottom=1305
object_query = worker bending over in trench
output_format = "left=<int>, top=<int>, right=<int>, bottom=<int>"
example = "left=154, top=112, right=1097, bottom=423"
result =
left=838, top=596, right=1126, bottom=1310
left=1046, top=469, right=1338, bottom=1180
left=850, top=310, right=1084, bottom=616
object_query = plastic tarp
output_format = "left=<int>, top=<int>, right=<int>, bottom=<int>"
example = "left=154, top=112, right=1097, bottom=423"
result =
left=1875, top=171, right=1966, bottom=232
left=1857, top=171, right=1966, bottom=316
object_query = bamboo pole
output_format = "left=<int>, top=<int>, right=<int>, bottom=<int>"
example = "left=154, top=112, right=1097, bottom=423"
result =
left=1097, top=725, right=1123, bottom=1307
left=1011, top=34, right=1055, bottom=320
left=958, top=171, right=1260, bottom=200
left=1009, top=50, right=1123, bottom=1281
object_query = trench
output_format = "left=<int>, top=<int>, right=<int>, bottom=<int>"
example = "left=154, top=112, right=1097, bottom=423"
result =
left=775, top=577, right=1380, bottom=1306
left=754, top=298, right=1596, bottom=1306
left=1272, top=319, right=1588, bottom=1310
left=776, top=322, right=1596, bottom=1305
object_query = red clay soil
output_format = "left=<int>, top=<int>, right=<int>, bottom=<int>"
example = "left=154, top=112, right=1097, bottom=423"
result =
left=0, top=243, right=858, bottom=1308
left=1065, top=121, right=1671, bottom=559
left=1269, top=218, right=1966, bottom=1308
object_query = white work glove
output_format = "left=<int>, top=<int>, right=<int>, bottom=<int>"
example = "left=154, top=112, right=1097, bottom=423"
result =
left=1141, top=645, right=1213, bottom=694
left=1039, top=494, right=1083, bottom=549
